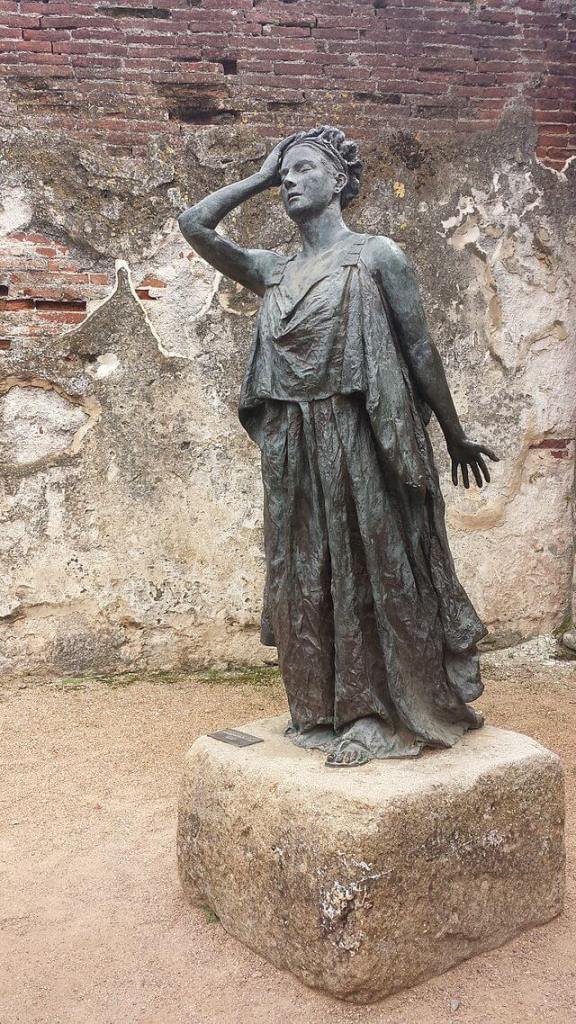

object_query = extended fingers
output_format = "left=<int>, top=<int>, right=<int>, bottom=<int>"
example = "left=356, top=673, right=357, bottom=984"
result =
left=453, top=458, right=472, bottom=488
left=477, top=454, right=490, bottom=483
left=470, top=460, right=483, bottom=488
left=453, top=452, right=496, bottom=488
left=480, top=445, right=500, bottom=462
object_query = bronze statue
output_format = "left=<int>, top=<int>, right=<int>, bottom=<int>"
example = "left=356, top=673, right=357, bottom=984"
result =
left=178, top=126, right=498, bottom=768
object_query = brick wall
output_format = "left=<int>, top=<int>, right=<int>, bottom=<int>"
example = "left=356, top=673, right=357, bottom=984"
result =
left=0, top=231, right=163, bottom=351
left=2, top=0, right=573, bottom=357
left=1, top=0, right=574, bottom=170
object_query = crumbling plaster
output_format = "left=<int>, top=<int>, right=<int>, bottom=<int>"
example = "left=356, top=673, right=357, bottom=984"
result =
left=1, top=114, right=574, bottom=677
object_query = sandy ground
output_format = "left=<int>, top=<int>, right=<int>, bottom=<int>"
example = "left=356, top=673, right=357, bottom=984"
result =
left=1, top=649, right=575, bottom=1024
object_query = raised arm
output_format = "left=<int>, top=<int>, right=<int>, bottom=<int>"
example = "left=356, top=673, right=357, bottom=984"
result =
left=178, top=136, right=297, bottom=297
left=367, top=236, right=498, bottom=488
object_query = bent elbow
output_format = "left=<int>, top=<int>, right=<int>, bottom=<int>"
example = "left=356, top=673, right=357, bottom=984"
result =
left=178, top=208, right=202, bottom=239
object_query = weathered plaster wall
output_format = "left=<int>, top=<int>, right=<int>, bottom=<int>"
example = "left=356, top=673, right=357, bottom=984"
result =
left=1, top=112, right=574, bottom=677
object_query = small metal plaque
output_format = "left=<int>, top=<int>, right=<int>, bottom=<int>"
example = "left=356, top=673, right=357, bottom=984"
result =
left=208, top=729, right=264, bottom=748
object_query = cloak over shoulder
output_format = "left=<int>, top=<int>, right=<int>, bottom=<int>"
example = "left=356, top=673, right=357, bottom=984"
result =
left=239, top=234, right=433, bottom=491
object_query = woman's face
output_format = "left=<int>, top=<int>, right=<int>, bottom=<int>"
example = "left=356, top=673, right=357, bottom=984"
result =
left=279, top=144, right=345, bottom=220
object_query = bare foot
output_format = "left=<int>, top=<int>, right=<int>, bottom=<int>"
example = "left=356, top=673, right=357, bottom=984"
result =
left=325, top=739, right=373, bottom=768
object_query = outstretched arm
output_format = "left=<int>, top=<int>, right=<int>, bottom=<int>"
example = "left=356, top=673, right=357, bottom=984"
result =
left=368, top=236, right=499, bottom=488
left=178, top=135, right=297, bottom=296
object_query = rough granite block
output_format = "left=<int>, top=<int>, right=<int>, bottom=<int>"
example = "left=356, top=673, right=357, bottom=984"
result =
left=177, top=717, right=565, bottom=1003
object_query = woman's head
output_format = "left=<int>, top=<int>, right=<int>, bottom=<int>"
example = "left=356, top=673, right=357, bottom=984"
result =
left=279, top=126, right=363, bottom=220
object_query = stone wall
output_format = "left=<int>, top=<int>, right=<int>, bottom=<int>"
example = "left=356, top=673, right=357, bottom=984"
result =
left=1, top=0, right=575, bottom=677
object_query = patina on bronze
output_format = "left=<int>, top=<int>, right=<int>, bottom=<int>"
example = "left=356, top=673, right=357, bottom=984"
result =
left=178, top=126, right=499, bottom=769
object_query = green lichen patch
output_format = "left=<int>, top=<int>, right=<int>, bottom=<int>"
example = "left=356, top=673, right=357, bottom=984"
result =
left=47, top=671, right=141, bottom=692
left=195, top=665, right=282, bottom=689
left=201, top=905, right=220, bottom=925
left=47, top=664, right=282, bottom=693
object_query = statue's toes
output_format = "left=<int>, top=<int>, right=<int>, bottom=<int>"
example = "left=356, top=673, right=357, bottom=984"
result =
left=325, top=748, right=347, bottom=767
left=325, top=743, right=372, bottom=768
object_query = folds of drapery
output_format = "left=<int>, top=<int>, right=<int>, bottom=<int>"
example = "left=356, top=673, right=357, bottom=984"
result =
left=238, top=246, right=486, bottom=753
left=258, top=396, right=485, bottom=752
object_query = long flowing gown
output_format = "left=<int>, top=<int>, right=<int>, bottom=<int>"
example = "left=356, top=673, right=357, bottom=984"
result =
left=238, top=233, right=486, bottom=759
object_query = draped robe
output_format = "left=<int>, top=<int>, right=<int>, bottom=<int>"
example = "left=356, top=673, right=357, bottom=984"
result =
left=238, top=233, right=486, bottom=757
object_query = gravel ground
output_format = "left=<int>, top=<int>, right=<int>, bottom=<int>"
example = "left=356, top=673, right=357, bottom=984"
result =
left=1, top=644, right=575, bottom=1024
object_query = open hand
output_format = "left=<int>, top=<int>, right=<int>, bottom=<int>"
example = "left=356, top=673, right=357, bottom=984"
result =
left=257, top=132, right=304, bottom=187
left=447, top=436, right=499, bottom=488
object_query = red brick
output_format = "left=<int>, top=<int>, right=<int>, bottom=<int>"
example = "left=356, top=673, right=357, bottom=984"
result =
left=313, top=28, right=360, bottom=40
left=247, top=5, right=316, bottom=24
left=453, top=85, right=509, bottom=99
left=70, top=26, right=126, bottom=41
left=3, top=51, right=71, bottom=65
left=202, top=0, right=254, bottom=8
left=545, top=45, right=576, bottom=62
left=517, top=13, right=567, bottom=28
left=386, top=79, right=447, bottom=95
left=55, top=40, right=129, bottom=55
left=36, top=310, right=87, bottom=323
left=0, top=15, right=41, bottom=28
left=20, top=1, right=92, bottom=10
left=70, top=55, right=124, bottom=70
left=272, top=60, right=313, bottom=73
left=538, top=158, right=569, bottom=170
left=534, top=111, right=572, bottom=124
left=34, top=299, right=86, bottom=311
left=534, top=98, right=563, bottom=112
left=39, top=16, right=85, bottom=30
left=11, top=232, right=61, bottom=246
left=353, top=29, right=408, bottom=47
left=315, top=13, right=371, bottom=29
left=0, top=39, right=52, bottom=52
left=265, top=26, right=313, bottom=38
left=236, top=35, right=316, bottom=52
left=238, top=59, right=273, bottom=74
left=538, top=132, right=572, bottom=148
left=139, top=275, right=166, bottom=288
left=474, top=61, right=525, bottom=74
left=539, top=147, right=572, bottom=161
left=479, top=10, right=519, bottom=24
left=42, top=264, right=76, bottom=276
left=0, top=298, right=35, bottom=311
left=150, top=67, right=225, bottom=83
left=22, top=28, right=72, bottom=41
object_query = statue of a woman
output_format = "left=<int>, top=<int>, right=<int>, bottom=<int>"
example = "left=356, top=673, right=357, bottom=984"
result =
left=178, top=126, right=498, bottom=768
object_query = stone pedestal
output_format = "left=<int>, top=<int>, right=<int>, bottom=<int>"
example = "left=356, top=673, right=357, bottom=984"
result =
left=177, top=717, right=565, bottom=1003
